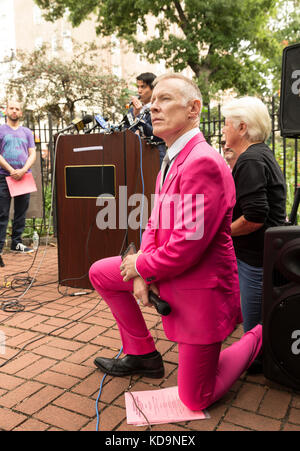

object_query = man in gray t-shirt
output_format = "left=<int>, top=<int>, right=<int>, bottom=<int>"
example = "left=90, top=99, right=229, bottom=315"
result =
left=0, top=99, right=36, bottom=266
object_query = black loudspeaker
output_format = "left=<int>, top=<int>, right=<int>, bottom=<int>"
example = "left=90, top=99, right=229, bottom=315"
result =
left=279, top=43, right=300, bottom=138
left=263, top=226, right=300, bottom=389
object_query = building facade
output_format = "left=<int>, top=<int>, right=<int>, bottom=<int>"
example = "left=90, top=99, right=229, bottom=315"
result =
left=0, top=0, right=166, bottom=102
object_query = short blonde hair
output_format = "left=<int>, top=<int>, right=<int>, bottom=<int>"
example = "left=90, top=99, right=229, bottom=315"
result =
left=153, top=73, right=202, bottom=115
left=221, top=96, right=271, bottom=143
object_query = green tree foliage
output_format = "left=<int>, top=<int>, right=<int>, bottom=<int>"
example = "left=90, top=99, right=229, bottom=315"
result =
left=5, top=41, right=128, bottom=122
left=269, top=0, right=300, bottom=92
left=34, top=0, right=292, bottom=101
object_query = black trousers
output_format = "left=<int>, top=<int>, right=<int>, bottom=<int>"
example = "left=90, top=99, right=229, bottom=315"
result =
left=0, top=174, right=30, bottom=252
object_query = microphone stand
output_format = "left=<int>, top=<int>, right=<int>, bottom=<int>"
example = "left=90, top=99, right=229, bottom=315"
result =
left=127, top=108, right=150, bottom=131
left=85, top=124, right=100, bottom=134
left=287, top=186, right=300, bottom=225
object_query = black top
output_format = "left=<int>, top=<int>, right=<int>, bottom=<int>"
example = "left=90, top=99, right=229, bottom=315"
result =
left=232, top=142, right=286, bottom=267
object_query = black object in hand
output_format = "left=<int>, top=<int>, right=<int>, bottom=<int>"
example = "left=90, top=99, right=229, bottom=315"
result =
left=121, top=242, right=171, bottom=316
left=148, top=290, right=171, bottom=316
left=121, top=242, right=137, bottom=259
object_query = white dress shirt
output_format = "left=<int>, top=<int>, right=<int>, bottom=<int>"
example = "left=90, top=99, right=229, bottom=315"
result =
left=165, top=127, right=200, bottom=175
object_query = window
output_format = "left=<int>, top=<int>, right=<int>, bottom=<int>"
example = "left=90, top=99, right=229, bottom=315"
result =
left=35, top=37, right=43, bottom=50
left=33, top=5, right=42, bottom=25
left=62, top=30, right=72, bottom=53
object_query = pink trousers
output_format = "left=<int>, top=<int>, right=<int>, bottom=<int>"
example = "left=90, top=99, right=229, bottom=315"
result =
left=89, top=256, right=262, bottom=411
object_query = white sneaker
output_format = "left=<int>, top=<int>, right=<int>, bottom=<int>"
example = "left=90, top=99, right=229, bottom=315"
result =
left=11, top=243, right=34, bottom=253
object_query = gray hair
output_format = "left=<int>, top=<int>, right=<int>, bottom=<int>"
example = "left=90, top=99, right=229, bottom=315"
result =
left=221, top=96, right=271, bottom=143
left=153, top=73, right=202, bottom=116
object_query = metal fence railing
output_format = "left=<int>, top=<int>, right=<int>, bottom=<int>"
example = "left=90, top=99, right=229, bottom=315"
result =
left=200, top=97, right=299, bottom=220
left=6, top=96, right=300, bottom=242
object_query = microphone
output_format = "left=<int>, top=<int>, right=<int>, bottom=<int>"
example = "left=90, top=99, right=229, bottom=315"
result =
left=86, top=114, right=109, bottom=134
left=121, top=242, right=172, bottom=316
left=126, top=111, right=135, bottom=127
left=58, top=114, right=93, bottom=133
left=126, top=95, right=140, bottom=109
left=128, top=108, right=150, bottom=130
left=148, top=291, right=172, bottom=316
left=117, top=110, right=135, bottom=130
left=118, top=96, right=143, bottom=130
left=95, top=114, right=109, bottom=130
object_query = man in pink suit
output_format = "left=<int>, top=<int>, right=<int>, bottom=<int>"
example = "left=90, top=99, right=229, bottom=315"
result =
left=89, top=74, right=262, bottom=411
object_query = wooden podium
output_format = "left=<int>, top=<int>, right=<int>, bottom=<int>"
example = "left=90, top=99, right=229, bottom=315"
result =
left=55, top=130, right=160, bottom=289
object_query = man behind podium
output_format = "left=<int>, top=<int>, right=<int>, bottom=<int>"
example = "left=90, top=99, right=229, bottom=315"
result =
left=90, top=74, right=262, bottom=411
left=128, top=72, right=166, bottom=165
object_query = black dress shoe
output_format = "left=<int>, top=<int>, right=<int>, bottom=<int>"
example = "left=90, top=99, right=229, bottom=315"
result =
left=0, top=255, right=4, bottom=267
left=94, top=352, right=165, bottom=379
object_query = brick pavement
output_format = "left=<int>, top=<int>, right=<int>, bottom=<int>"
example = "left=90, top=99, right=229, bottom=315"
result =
left=0, top=244, right=299, bottom=432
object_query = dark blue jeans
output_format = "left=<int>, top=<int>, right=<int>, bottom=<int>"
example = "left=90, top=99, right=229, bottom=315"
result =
left=237, top=258, right=263, bottom=333
left=0, top=174, right=30, bottom=253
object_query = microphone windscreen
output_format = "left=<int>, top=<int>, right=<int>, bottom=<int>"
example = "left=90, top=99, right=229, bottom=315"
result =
left=95, top=114, right=109, bottom=129
left=82, top=114, right=93, bottom=125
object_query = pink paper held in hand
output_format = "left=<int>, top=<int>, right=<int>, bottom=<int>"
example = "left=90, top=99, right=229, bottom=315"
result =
left=5, top=173, right=37, bottom=197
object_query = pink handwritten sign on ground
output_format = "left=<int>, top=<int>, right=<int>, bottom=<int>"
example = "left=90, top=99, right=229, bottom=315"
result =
left=6, top=173, right=37, bottom=197
left=125, top=386, right=209, bottom=426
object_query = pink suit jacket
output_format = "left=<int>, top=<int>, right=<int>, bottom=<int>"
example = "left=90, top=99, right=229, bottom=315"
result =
left=136, top=132, right=242, bottom=345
